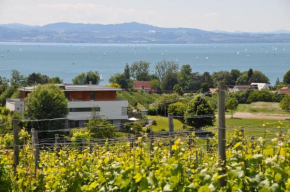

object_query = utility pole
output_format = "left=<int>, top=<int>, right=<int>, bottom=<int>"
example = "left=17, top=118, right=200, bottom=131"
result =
left=218, top=81, right=226, bottom=187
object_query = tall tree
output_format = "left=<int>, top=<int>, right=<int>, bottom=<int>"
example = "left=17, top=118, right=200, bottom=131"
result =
left=27, top=73, right=48, bottom=85
left=130, top=61, right=150, bottom=81
left=212, top=71, right=232, bottom=86
left=283, top=70, right=290, bottom=84
left=178, top=64, right=192, bottom=90
left=184, top=95, right=215, bottom=129
left=226, top=97, right=238, bottom=118
left=230, top=69, right=241, bottom=86
left=236, top=73, right=249, bottom=85
left=161, top=70, right=178, bottom=92
left=249, top=70, right=269, bottom=84
left=10, top=70, right=27, bottom=86
left=155, top=60, right=179, bottom=81
left=109, top=73, right=132, bottom=89
left=124, top=63, right=130, bottom=80
left=48, top=76, right=63, bottom=84
left=248, top=68, right=253, bottom=78
left=201, top=72, right=213, bottom=87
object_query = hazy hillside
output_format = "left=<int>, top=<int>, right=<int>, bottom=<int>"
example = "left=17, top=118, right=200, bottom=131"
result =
left=1, top=22, right=290, bottom=44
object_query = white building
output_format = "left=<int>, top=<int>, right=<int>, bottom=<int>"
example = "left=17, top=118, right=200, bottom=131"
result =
left=6, top=84, right=128, bottom=129
left=250, top=83, right=269, bottom=90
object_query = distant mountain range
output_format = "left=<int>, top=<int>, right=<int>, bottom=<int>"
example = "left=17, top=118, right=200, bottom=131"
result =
left=1, top=22, right=290, bottom=44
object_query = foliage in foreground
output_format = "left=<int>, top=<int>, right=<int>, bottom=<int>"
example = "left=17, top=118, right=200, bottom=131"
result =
left=2, top=127, right=290, bottom=191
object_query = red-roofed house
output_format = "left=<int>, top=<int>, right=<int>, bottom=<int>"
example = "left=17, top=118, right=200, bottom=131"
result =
left=279, top=86, right=290, bottom=94
left=133, top=81, right=154, bottom=93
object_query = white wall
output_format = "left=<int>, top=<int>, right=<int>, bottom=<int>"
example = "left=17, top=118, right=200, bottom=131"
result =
left=67, top=100, right=128, bottom=121
left=5, top=99, right=24, bottom=115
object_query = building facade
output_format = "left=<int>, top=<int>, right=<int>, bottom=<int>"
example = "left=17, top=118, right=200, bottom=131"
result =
left=6, top=84, right=128, bottom=129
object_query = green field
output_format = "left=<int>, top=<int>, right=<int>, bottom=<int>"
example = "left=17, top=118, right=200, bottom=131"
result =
left=235, top=102, right=290, bottom=116
left=147, top=115, right=185, bottom=131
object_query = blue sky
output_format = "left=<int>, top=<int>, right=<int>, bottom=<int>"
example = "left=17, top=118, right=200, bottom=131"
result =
left=0, top=0, right=290, bottom=32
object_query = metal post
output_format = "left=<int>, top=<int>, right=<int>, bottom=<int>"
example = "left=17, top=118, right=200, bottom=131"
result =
left=218, top=82, right=226, bottom=187
left=13, top=117, right=19, bottom=177
left=168, top=113, right=174, bottom=157
left=31, top=128, right=39, bottom=178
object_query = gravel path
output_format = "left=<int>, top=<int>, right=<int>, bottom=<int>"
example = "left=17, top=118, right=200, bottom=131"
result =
left=222, top=112, right=290, bottom=120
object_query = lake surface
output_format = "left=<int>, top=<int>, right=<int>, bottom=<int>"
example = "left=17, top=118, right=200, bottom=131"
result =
left=0, top=42, right=289, bottom=85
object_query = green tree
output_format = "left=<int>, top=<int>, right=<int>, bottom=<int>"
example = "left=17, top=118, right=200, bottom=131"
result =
left=10, top=70, right=27, bottom=86
left=248, top=68, right=253, bottom=78
left=249, top=70, right=269, bottom=84
left=173, top=84, right=184, bottom=95
left=201, top=72, right=213, bottom=88
left=150, top=79, right=162, bottom=93
left=280, top=94, right=290, bottom=111
left=212, top=71, right=232, bottom=87
left=161, top=70, right=178, bottom=92
left=48, top=76, right=63, bottom=84
left=109, top=73, right=132, bottom=89
left=124, top=63, right=130, bottom=79
left=73, top=71, right=100, bottom=85
left=283, top=70, right=290, bottom=84
left=236, top=73, right=249, bottom=85
left=230, top=69, right=241, bottom=85
left=72, top=73, right=86, bottom=84
left=130, top=61, right=150, bottom=81
left=85, top=107, right=117, bottom=138
left=155, top=60, right=179, bottom=81
left=25, top=85, right=68, bottom=137
left=184, top=96, right=215, bottom=129
left=27, top=73, right=49, bottom=85
left=247, top=90, right=274, bottom=103
left=178, top=64, right=192, bottom=90
left=226, top=97, right=238, bottom=118
left=168, top=102, right=186, bottom=117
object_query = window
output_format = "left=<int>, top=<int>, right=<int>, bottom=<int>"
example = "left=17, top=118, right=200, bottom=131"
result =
left=70, top=107, right=100, bottom=112
left=65, top=92, right=69, bottom=100
left=121, top=107, right=128, bottom=116
left=90, top=91, right=95, bottom=100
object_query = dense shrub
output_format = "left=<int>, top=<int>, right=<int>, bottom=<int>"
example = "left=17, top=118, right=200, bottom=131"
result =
left=280, top=94, right=290, bottom=111
left=168, top=102, right=186, bottom=117
left=0, top=86, right=16, bottom=106
left=247, top=91, right=274, bottom=103
left=147, top=106, right=157, bottom=115
left=230, top=91, right=251, bottom=104
left=273, top=93, right=286, bottom=102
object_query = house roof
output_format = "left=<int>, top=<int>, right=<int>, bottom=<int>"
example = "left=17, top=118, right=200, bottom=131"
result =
left=209, top=88, right=217, bottom=93
left=18, top=84, right=122, bottom=92
left=279, top=87, right=290, bottom=94
left=234, top=85, right=256, bottom=91
left=133, top=81, right=151, bottom=90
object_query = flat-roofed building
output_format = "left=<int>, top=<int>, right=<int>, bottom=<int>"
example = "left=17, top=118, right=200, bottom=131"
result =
left=6, top=84, right=128, bottom=129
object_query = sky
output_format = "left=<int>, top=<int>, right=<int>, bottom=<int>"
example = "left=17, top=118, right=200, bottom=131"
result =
left=0, top=0, right=290, bottom=32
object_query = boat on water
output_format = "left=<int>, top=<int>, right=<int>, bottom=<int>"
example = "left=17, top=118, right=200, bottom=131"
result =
left=266, top=51, right=269, bottom=54
left=103, top=52, right=106, bottom=56
left=237, top=51, right=240, bottom=55
left=205, top=56, right=209, bottom=60
left=245, top=48, right=247, bottom=52
left=196, top=56, right=199, bottom=59
left=100, top=74, right=104, bottom=81
left=283, top=48, right=286, bottom=51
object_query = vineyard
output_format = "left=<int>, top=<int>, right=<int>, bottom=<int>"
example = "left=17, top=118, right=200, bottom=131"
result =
left=117, top=91, right=160, bottom=109
left=1, top=125, right=290, bottom=191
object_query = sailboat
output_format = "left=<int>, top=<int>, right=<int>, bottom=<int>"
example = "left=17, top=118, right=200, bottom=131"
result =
left=100, top=74, right=104, bottom=81
left=205, top=56, right=209, bottom=60
left=237, top=51, right=240, bottom=55
left=283, top=48, right=286, bottom=51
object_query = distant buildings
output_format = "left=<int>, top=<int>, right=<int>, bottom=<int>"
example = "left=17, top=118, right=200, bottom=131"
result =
left=278, top=86, right=290, bottom=95
left=133, top=81, right=154, bottom=93
left=6, top=84, right=128, bottom=129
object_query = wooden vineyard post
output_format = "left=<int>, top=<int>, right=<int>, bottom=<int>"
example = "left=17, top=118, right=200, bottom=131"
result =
left=13, top=117, right=19, bottom=177
left=81, top=139, right=86, bottom=152
left=55, top=134, right=60, bottom=156
left=149, top=131, right=154, bottom=154
left=206, top=134, right=210, bottom=153
left=218, top=82, right=226, bottom=187
left=168, top=113, right=174, bottom=157
left=31, top=128, right=40, bottom=178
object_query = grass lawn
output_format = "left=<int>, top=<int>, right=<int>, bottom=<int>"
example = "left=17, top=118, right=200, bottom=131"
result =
left=147, top=115, right=185, bottom=132
left=207, top=118, right=290, bottom=140
left=234, top=102, right=290, bottom=116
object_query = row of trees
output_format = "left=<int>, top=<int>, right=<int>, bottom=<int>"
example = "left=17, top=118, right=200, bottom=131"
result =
left=109, top=60, right=284, bottom=93
left=0, top=70, right=101, bottom=88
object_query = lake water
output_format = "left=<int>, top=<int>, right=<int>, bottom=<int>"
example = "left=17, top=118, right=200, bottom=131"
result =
left=0, top=42, right=289, bottom=85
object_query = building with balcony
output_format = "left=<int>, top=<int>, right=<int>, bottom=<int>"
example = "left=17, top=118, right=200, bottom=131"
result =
left=6, top=84, right=128, bottom=129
